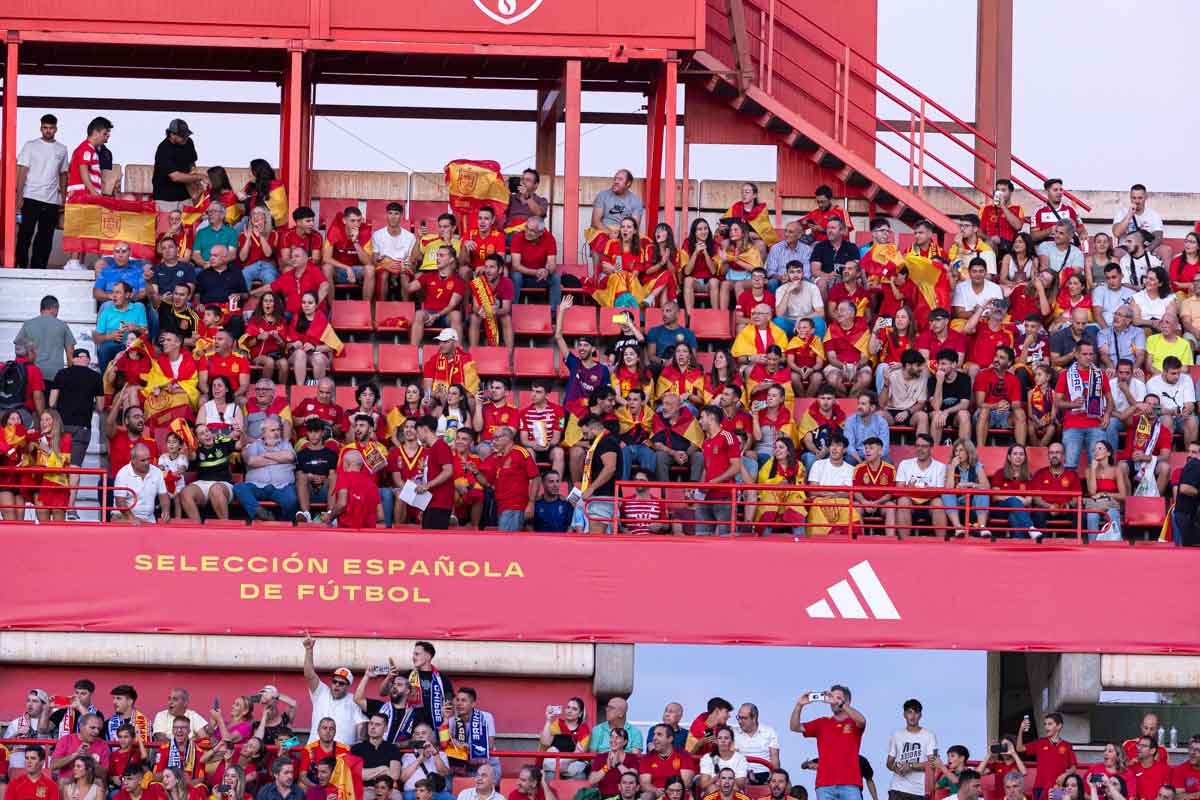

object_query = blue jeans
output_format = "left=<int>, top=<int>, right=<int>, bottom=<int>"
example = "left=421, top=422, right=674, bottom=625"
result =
left=380, top=487, right=394, bottom=527
left=403, top=792, right=455, bottom=800
left=993, top=496, right=1032, bottom=538
left=621, top=443, right=656, bottom=480
left=1106, top=417, right=1124, bottom=451
left=1172, top=510, right=1191, bottom=546
left=1062, top=425, right=1106, bottom=470
left=1087, top=507, right=1122, bottom=540
left=816, top=786, right=863, bottom=800
left=498, top=509, right=526, bottom=531
left=233, top=482, right=299, bottom=520
left=242, top=259, right=279, bottom=287
left=511, top=270, right=562, bottom=309
left=96, top=340, right=122, bottom=374
left=941, top=493, right=984, bottom=526
left=695, top=498, right=732, bottom=536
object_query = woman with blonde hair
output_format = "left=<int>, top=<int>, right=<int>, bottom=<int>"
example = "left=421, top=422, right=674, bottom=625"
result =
left=942, top=438, right=991, bottom=537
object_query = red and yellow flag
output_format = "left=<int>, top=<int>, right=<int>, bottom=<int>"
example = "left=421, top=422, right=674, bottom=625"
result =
left=470, top=276, right=501, bottom=347
left=904, top=254, right=952, bottom=318
left=445, top=159, right=510, bottom=232
left=63, top=194, right=157, bottom=258
left=729, top=202, right=779, bottom=247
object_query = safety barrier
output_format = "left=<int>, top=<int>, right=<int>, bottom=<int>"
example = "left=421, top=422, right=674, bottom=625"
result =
left=0, top=465, right=124, bottom=522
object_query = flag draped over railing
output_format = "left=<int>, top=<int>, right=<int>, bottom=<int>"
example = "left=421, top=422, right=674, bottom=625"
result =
left=63, top=193, right=158, bottom=258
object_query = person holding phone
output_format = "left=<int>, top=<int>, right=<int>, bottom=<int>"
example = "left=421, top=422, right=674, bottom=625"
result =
left=1017, top=714, right=1078, bottom=800
left=789, top=686, right=866, bottom=800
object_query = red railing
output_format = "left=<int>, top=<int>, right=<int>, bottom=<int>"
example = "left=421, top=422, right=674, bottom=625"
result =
left=0, top=466, right=120, bottom=521
left=601, top=480, right=1093, bottom=541
left=704, top=0, right=1091, bottom=214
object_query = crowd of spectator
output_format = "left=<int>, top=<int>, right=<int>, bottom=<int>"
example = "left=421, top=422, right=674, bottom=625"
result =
left=2, top=639, right=1197, bottom=800
left=5, top=113, right=1200, bottom=541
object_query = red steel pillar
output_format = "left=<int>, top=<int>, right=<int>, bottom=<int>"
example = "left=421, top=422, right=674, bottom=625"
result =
left=662, top=59, right=678, bottom=232
left=2, top=36, right=19, bottom=267
left=562, top=60, right=581, bottom=264
left=281, top=47, right=305, bottom=218
left=975, top=0, right=1012, bottom=188
left=644, top=78, right=666, bottom=231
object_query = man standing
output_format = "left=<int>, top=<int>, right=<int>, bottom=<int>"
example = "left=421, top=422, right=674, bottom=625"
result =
left=1031, top=178, right=1086, bottom=245
left=734, top=703, right=780, bottom=784
left=478, top=426, right=540, bottom=532
left=15, top=114, right=68, bottom=269
left=151, top=120, right=201, bottom=212
left=885, top=700, right=936, bottom=800
left=789, top=686, right=867, bottom=800
left=695, top=406, right=741, bottom=536
left=1054, top=341, right=1113, bottom=468
left=2, top=335, right=46, bottom=425
left=302, top=636, right=366, bottom=746
left=19, top=296, right=75, bottom=383
left=413, top=416, right=457, bottom=529
left=1016, top=714, right=1077, bottom=800
left=234, top=419, right=299, bottom=522
left=579, top=414, right=621, bottom=534
left=62, top=116, right=112, bottom=271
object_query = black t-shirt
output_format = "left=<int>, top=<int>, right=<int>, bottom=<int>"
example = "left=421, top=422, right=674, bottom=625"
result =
left=350, top=737, right=403, bottom=769
left=297, top=443, right=339, bottom=477
left=152, top=137, right=198, bottom=201
left=52, top=365, right=103, bottom=428
left=585, top=433, right=622, bottom=497
left=194, top=437, right=236, bottom=482
left=261, top=712, right=292, bottom=744
left=154, top=261, right=198, bottom=293
left=159, top=304, right=198, bottom=343
left=195, top=265, right=248, bottom=305
left=48, top=707, right=105, bottom=734
left=415, top=670, right=453, bottom=728
left=363, top=699, right=409, bottom=743
left=1175, top=459, right=1200, bottom=517
left=926, top=371, right=973, bottom=411
left=810, top=239, right=860, bottom=275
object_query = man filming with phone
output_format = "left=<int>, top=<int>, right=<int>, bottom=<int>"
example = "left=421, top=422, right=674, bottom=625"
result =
left=789, top=686, right=867, bottom=800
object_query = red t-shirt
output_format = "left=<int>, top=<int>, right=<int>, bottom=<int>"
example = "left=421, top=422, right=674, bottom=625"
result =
left=465, top=228, right=506, bottom=269
left=417, top=271, right=466, bottom=313
left=203, top=352, right=251, bottom=388
left=1009, top=289, right=1046, bottom=326
left=338, top=470, right=381, bottom=528
left=108, top=431, right=159, bottom=478
left=294, top=399, right=346, bottom=437
left=1132, top=759, right=1171, bottom=800
left=1024, top=738, right=1077, bottom=790
left=968, top=324, right=1019, bottom=368
left=423, top=438, right=456, bottom=511
left=878, top=279, right=920, bottom=319
left=507, top=788, right=549, bottom=800
left=480, top=402, right=520, bottom=441
left=1172, top=763, right=1200, bottom=795
left=270, top=264, right=329, bottom=315
left=68, top=140, right=101, bottom=193
left=915, top=328, right=968, bottom=361
left=973, top=369, right=1021, bottom=406
left=11, top=357, right=45, bottom=411
left=510, top=230, right=558, bottom=271
left=279, top=228, right=325, bottom=264
left=481, top=445, right=540, bottom=513
left=687, top=713, right=719, bottom=755
left=702, top=429, right=740, bottom=499
left=238, top=229, right=279, bottom=267
left=387, top=443, right=426, bottom=484
left=722, top=409, right=754, bottom=442
left=519, top=402, right=566, bottom=447
left=1054, top=368, right=1110, bottom=430
left=736, top=289, right=775, bottom=319
left=114, top=785, right=168, bottom=800
left=1031, top=203, right=1080, bottom=233
left=827, top=282, right=871, bottom=316
left=852, top=460, right=896, bottom=501
left=800, top=716, right=863, bottom=787
left=1030, top=468, right=1082, bottom=509
left=640, top=748, right=697, bottom=789
left=8, top=773, right=61, bottom=800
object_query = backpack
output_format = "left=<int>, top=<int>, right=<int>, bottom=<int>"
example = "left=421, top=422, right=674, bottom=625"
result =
left=0, top=360, right=28, bottom=410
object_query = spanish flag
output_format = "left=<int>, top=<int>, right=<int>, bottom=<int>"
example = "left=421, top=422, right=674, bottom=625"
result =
left=731, top=322, right=789, bottom=359
left=445, top=159, right=510, bottom=232
left=470, top=276, right=501, bottom=347
left=330, top=753, right=363, bottom=800
left=728, top=201, right=779, bottom=247
left=63, top=193, right=157, bottom=259
left=321, top=324, right=346, bottom=358
left=142, top=355, right=200, bottom=431
left=181, top=188, right=243, bottom=230
left=904, top=253, right=952, bottom=319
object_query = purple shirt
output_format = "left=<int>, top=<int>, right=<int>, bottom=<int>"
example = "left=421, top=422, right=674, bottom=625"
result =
left=565, top=353, right=610, bottom=411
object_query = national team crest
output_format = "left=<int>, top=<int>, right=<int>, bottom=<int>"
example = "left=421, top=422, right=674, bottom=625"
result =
left=99, top=208, right=122, bottom=238
left=472, top=0, right=544, bottom=25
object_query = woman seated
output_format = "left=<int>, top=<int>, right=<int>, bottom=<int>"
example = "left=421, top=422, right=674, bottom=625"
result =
left=697, top=725, right=751, bottom=792
left=749, top=437, right=806, bottom=535
left=538, top=699, right=592, bottom=779
left=586, top=216, right=651, bottom=308
left=241, top=290, right=288, bottom=386
left=611, top=346, right=655, bottom=408
left=989, top=444, right=1033, bottom=538
left=655, top=342, right=706, bottom=410
left=287, top=290, right=341, bottom=386
left=718, top=220, right=764, bottom=310
left=1053, top=271, right=1093, bottom=329
left=196, top=375, right=244, bottom=439
left=703, top=349, right=737, bottom=403
left=435, top=384, right=473, bottom=445
left=941, top=438, right=991, bottom=537
left=744, top=344, right=794, bottom=408
left=681, top=218, right=722, bottom=314
left=244, top=158, right=289, bottom=228
left=637, top=223, right=682, bottom=307
left=1169, top=232, right=1200, bottom=293
left=1130, top=267, right=1177, bottom=334
left=1086, top=440, right=1127, bottom=541
left=869, top=306, right=916, bottom=395
left=999, top=233, right=1039, bottom=291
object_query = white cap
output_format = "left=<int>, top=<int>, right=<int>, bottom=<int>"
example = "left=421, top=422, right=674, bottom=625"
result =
left=435, top=329, right=459, bottom=342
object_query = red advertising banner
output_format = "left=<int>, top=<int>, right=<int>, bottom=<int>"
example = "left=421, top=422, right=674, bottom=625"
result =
left=3, top=525, right=1196, bottom=654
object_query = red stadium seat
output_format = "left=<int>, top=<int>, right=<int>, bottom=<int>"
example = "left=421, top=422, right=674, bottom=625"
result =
left=977, top=446, right=1010, bottom=476
left=514, top=348, right=557, bottom=379
left=1025, top=446, right=1049, bottom=474
left=333, top=300, right=373, bottom=332
left=690, top=308, right=732, bottom=340
left=559, top=264, right=590, bottom=282
left=1125, top=496, right=1166, bottom=530
left=377, top=344, right=421, bottom=377
left=290, top=384, right=317, bottom=406
left=335, top=342, right=376, bottom=374
left=380, top=385, right=409, bottom=409
left=512, top=304, right=552, bottom=337
left=408, top=201, right=450, bottom=231
left=600, top=307, right=635, bottom=337
left=1189, top=365, right=1200, bottom=384
left=835, top=398, right=857, bottom=418
left=644, top=307, right=665, bottom=330
left=472, top=347, right=512, bottom=377
left=695, top=350, right=715, bottom=373
left=560, top=305, right=599, bottom=337
left=318, top=198, right=361, bottom=229
left=335, top=385, right=356, bottom=408
left=375, top=301, right=416, bottom=334
left=363, top=199, right=400, bottom=230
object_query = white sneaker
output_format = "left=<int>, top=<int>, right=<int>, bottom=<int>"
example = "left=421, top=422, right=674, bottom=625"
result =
left=979, top=528, right=993, bottom=538
left=294, top=511, right=311, bottom=525
left=63, top=258, right=86, bottom=271
left=1029, top=528, right=1044, bottom=541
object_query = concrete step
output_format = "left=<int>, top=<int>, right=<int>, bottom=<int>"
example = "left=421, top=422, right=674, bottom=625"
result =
left=0, top=270, right=99, bottom=362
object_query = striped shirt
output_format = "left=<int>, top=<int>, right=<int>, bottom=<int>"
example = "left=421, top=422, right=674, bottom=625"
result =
left=67, top=140, right=101, bottom=194
left=621, top=496, right=665, bottom=534
left=519, top=402, right=565, bottom=448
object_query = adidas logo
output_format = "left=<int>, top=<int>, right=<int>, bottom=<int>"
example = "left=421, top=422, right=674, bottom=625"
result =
left=805, top=560, right=901, bottom=620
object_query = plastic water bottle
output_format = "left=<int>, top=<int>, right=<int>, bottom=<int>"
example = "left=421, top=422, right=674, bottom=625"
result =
left=1158, top=725, right=1166, bottom=747
left=1170, top=725, right=1179, bottom=749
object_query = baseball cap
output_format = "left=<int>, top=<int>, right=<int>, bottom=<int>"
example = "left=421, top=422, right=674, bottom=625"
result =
left=30, top=689, right=49, bottom=703
left=166, top=119, right=193, bottom=137
left=332, top=667, right=353, bottom=683
left=928, top=308, right=950, bottom=320
left=435, top=329, right=459, bottom=342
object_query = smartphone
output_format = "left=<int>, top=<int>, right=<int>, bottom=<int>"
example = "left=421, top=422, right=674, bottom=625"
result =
left=806, top=692, right=828, bottom=703
left=1089, top=775, right=1106, bottom=786
left=990, top=744, right=1006, bottom=755
left=368, top=665, right=391, bottom=677
left=548, top=705, right=563, bottom=715
left=612, top=313, right=629, bottom=326
left=212, top=696, right=221, bottom=711
left=1050, top=790, right=1065, bottom=800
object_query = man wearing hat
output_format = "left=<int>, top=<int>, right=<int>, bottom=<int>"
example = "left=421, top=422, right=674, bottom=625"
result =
left=302, top=635, right=366, bottom=746
left=152, top=119, right=202, bottom=212
left=422, top=328, right=479, bottom=402
left=4, top=690, right=52, bottom=768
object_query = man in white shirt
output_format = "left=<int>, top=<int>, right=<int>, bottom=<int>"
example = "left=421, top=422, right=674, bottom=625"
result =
left=886, top=699, right=937, bottom=800
left=455, top=763, right=501, bottom=800
left=807, top=434, right=856, bottom=536
left=1112, top=183, right=1165, bottom=254
left=150, top=688, right=211, bottom=742
left=113, top=443, right=170, bottom=524
left=1092, top=264, right=1136, bottom=329
left=15, top=113, right=69, bottom=269
left=896, top=434, right=948, bottom=537
left=372, top=202, right=417, bottom=290
left=1119, top=230, right=1163, bottom=288
left=302, top=635, right=366, bottom=745
left=1037, top=221, right=1085, bottom=274
left=951, top=258, right=1003, bottom=320
left=1107, top=359, right=1148, bottom=451
left=4, top=689, right=51, bottom=768
left=734, top=703, right=780, bottom=785
left=1146, top=356, right=1198, bottom=446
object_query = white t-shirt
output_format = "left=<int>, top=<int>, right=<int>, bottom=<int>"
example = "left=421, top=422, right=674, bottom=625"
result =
left=17, top=137, right=69, bottom=205
left=1113, top=206, right=1165, bottom=236
left=113, top=463, right=167, bottom=522
left=371, top=226, right=417, bottom=263
left=897, top=458, right=947, bottom=489
left=1091, top=285, right=1136, bottom=326
left=1146, top=374, right=1195, bottom=413
left=1037, top=242, right=1085, bottom=273
left=1131, top=290, right=1173, bottom=322
left=700, top=751, right=749, bottom=778
left=734, top=724, right=780, bottom=774
left=1119, top=253, right=1163, bottom=287
left=887, top=727, right=938, bottom=795
left=151, top=708, right=209, bottom=739
left=308, top=682, right=366, bottom=745
left=1110, top=378, right=1148, bottom=415
left=951, top=280, right=1003, bottom=313
left=400, top=751, right=450, bottom=791
left=809, top=458, right=854, bottom=486
left=157, top=453, right=190, bottom=496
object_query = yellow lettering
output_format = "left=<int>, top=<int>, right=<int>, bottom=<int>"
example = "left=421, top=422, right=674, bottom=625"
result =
left=343, top=558, right=362, bottom=575
left=240, top=583, right=260, bottom=599
left=134, top=554, right=153, bottom=571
